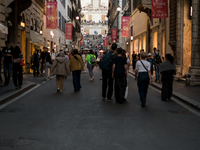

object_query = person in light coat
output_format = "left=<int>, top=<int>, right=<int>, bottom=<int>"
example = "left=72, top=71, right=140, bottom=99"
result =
left=51, top=51, right=70, bottom=93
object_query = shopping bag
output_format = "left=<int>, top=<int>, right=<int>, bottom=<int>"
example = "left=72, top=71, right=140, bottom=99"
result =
left=20, top=58, right=25, bottom=66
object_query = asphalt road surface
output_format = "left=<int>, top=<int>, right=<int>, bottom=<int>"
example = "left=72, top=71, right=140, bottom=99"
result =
left=0, top=68, right=200, bottom=150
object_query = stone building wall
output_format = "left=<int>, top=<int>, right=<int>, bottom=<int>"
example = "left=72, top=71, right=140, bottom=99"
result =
left=0, top=0, right=6, bottom=49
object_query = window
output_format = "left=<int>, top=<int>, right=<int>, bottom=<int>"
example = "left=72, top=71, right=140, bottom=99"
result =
left=59, top=12, right=61, bottom=29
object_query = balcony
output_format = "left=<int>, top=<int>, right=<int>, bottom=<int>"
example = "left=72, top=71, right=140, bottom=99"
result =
left=133, top=0, right=151, bottom=14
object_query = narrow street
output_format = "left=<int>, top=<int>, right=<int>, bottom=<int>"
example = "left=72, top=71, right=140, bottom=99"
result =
left=0, top=68, right=200, bottom=150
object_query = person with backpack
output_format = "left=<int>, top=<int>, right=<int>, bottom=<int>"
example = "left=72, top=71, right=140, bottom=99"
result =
left=135, top=52, right=151, bottom=107
left=85, top=50, right=97, bottom=81
left=112, top=48, right=128, bottom=104
left=100, top=43, right=117, bottom=101
left=153, top=49, right=162, bottom=82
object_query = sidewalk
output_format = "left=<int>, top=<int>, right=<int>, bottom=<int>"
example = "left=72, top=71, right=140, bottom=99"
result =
left=129, top=69, right=200, bottom=111
left=0, top=75, right=38, bottom=106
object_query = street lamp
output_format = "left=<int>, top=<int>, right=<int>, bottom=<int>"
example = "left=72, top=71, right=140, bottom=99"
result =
left=117, top=6, right=121, bottom=12
left=131, top=36, right=133, bottom=41
left=126, top=42, right=129, bottom=45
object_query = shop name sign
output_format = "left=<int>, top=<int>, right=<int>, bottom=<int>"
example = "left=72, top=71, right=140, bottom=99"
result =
left=46, top=1, right=57, bottom=29
left=151, top=0, right=168, bottom=18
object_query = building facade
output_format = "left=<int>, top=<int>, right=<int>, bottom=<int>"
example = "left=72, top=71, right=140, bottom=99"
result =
left=81, top=0, right=108, bottom=36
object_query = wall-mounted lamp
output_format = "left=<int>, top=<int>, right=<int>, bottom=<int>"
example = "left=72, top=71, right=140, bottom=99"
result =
left=126, top=42, right=129, bottom=45
left=131, top=36, right=133, bottom=41
left=40, top=30, right=43, bottom=35
left=76, top=16, right=80, bottom=20
left=20, top=22, right=25, bottom=27
left=117, top=6, right=121, bottom=12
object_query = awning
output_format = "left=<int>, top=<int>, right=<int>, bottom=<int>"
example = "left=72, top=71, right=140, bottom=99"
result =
left=30, top=30, right=44, bottom=46
left=0, top=23, right=8, bottom=34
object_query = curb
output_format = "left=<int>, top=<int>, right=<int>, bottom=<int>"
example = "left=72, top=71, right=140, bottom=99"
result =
left=0, top=84, right=37, bottom=106
left=128, top=71, right=200, bottom=111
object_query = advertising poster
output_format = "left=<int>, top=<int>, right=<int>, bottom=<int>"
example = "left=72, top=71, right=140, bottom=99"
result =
left=151, top=0, right=168, bottom=18
left=46, top=1, right=57, bottom=29
left=122, top=16, right=131, bottom=37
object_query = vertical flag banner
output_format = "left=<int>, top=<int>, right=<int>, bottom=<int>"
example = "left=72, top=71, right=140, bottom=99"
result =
left=151, top=0, right=168, bottom=18
left=104, top=38, right=108, bottom=47
left=122, top=16, right=131, bottom=37
left=66, top=23, right=73, bottom=40
left=111, top=28, right=117, bottom=42
left=46, top=1, right=57, bottom=29
left=80, top=36, right=84, bottom=45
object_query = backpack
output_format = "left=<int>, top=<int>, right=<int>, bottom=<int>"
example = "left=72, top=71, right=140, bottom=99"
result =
left=99, top=53, right=113, bottom=70
left=154, top=54, right=162, bottom=64
left=90, top=55, right=96, bottom=64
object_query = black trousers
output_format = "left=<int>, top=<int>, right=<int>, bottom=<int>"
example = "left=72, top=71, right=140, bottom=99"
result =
left=102, top=70, right=113, bottom=99
left=13, top=63, right=23, bottom=87
left=161, top=73, right=173, bottom=100
left=114, top=77, right=127, bottom=102
left=33, top=64, right=39, bottom=77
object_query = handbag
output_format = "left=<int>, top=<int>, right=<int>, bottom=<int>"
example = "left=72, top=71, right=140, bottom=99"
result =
left=20, top=58, right=25, bottom=66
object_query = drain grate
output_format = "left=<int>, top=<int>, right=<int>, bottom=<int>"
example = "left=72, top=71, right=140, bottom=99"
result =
left=169, top=110, right=191, bottom=114
left=0, top=138, right=39, bottom=147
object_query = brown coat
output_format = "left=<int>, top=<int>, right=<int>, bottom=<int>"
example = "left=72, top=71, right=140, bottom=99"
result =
left=51, top=56, right=70, bottom=76
left=69, top=54, right=84, bottom=71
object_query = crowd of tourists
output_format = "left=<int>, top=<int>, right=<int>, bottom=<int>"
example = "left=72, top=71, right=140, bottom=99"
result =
left=0, top=41, right=176, bottom=107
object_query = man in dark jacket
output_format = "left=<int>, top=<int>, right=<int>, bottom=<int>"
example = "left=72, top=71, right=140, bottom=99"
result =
left=2, top=41, right=14, bottom=86
left=101, top=43, right=117, bottom=101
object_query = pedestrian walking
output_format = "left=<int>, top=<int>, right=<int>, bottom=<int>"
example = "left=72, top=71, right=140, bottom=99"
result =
left=51, top=49, right=56, bottom=62
left=45, top=50, right=53, bottom=80
left=0, top=49, right=3, bottom=85
left=160, top=54, right=176, bottom=101
left=132, top=51, right=137, bottom=71
left=85, top=50, right=97, bottom=81
left=112, top=48, right=128, bottom=104
left=2, top=41, right=14, bottom=86
left=32, top=50, right=40, bottom=77
left=69, top=49, right=84, bottom=92
left=51, top=51, right=70, bottom=93
left=13, top=46, right=24, bottom=89
left=81, top=51, right=87, bottom=72
left=100, top=43, right=117, bottom=101
left=135, top=52, right=151, bottom=107
left=147, top=53, right=154, bottom=81
left=40, top=47, right=47, bottom=76
left=153, top=49, right=162, bottom=82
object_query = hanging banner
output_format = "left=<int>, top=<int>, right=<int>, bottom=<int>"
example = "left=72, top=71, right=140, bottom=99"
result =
left=151, top=0, right=168, bottom=18
left=111, top=29, right=117, bottom=42
left=66, top=23, right=73, bottom=40
left=122, top=16, right=131, bottom=37
left=104, top=38, right=108, bottom=47
left=46, top=1, right=57, bottom=29
left=80, top=36, right=84, bottom=45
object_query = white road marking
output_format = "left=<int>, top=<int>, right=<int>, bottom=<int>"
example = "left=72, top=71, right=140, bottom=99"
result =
left=0, top=84, right=41, bottom=110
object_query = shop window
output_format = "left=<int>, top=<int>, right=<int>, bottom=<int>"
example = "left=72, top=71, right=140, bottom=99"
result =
left=143, top=36, right=146, bottom=52
left=139, top=38, right=142, bottom=51
left=153, top=31, right=158, bottom=49
left=134, top=39, right=139, bottom=54
left=162, top=31, right=165, bottom=57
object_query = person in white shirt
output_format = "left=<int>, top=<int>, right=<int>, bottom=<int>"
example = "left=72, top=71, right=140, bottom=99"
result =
left=51, top=49, right=56, bottom=62
left=135, top=52, right=152, bottom=107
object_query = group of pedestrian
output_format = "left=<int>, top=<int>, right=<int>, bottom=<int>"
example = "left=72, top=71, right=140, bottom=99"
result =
left=0, top=41, right=24, bottom=89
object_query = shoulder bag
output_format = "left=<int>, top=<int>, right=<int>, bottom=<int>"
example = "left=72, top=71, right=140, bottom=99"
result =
left=140, top=60, right=148, bottom=72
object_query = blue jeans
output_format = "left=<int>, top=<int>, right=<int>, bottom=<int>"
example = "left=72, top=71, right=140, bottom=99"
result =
left=87, top=63, right=94, bottom=78
left=4, top=62, right=12, bottom=84
left=72, top=70, right=82, bottom=91
left=155, top=64, right=160, bottom=81
left=137, top=72, right=149, bottom=102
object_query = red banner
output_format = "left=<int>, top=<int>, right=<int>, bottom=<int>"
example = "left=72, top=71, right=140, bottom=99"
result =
left=111, top=29, right=117, bottom=42
left=151, top=0, right=168, bottom=18
left=80, top=36, right=84, bottom=45
left=66, top=23, right=73, bottom=40
left=122, top=16, right=130, bottom=37
left=46, top=1, right=57, bottom=29
left=104, top=38, right=108, bottom=47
